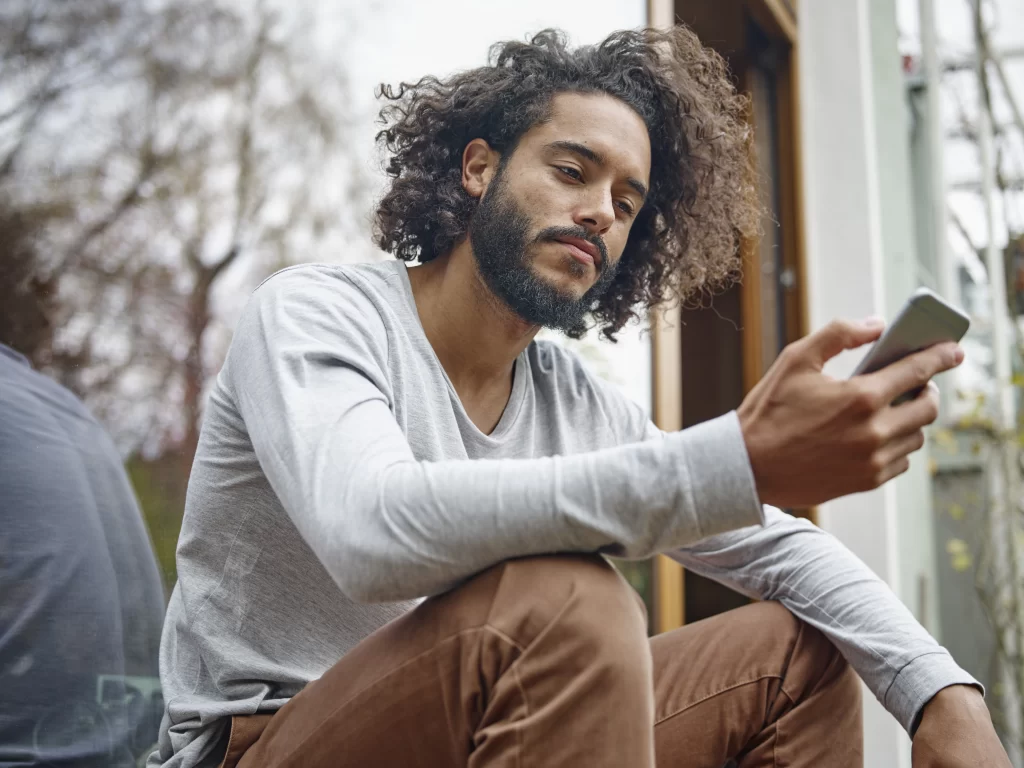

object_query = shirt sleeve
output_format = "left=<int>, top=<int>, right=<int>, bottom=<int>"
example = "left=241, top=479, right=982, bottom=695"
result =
left=645, top=415, right=982, bottom=735
left=222, top=268, right=765, bottom=603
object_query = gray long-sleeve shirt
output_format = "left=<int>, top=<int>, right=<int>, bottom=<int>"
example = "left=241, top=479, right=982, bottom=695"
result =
left=151, top=260, right=979, bottom=768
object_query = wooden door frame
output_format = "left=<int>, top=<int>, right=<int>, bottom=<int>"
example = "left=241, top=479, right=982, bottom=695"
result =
left=647, top=0, right=808, bottom=633
left=650, top=309, right=685, bottom=633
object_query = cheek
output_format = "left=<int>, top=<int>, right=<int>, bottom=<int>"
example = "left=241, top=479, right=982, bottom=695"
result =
left=605, top=226, right=632, bottom=265
left=518, top=169, right=577, bottom=219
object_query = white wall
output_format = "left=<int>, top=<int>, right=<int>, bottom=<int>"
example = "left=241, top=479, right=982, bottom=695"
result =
left=869, top=0, right=945, bottom=649
left=800, top=1, right=924, bottom=765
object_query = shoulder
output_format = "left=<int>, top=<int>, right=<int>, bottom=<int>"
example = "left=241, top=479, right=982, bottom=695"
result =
left=226, top=261, right=406, bottom=391
left=529, top=338, right=650, bottom=445
left=0, top=350, right=102, bottom=438
left=251, top=260, right=402, bottom=317
left=0, top=357, right=100, bottom=504
left=238, top=261, right=406, bottom=350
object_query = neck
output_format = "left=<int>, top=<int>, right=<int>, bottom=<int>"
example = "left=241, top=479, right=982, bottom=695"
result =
left=405, top=239, right=538, bottom=394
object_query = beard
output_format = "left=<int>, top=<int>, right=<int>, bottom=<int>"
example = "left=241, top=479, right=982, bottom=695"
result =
left=468, top=166, right=619, bottom=335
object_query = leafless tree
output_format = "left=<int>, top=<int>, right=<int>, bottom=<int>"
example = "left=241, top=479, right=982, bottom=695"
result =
left=1, top=0, right=368, bottom=465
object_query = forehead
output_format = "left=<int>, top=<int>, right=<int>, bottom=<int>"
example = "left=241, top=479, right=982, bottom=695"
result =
left=520, top=92, right=651, bottom=183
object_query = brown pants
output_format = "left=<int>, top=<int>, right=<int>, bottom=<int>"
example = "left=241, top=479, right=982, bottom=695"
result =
left=220, top=554, right=863, bottom=768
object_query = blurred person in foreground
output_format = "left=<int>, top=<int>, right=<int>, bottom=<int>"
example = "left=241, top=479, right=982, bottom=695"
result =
left=151, top=26, right=1009, bottom=768
left=0, top=296, right=166, bottom=764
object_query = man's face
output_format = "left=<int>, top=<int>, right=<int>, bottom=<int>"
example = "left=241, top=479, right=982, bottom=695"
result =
left=468, top=92, right=651, bottom=331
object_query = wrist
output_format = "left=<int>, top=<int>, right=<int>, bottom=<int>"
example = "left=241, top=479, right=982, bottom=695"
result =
left=917, top=684, right=988, bottom=734
left=928, top=684, right=985, bottom=708
left=736, top=404, right=769, bottom=504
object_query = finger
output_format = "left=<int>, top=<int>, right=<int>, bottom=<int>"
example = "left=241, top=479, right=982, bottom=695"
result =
left=798, top=317, right=885, bottom=367
left=873, top=456, right=911, bottom=488
left=867, top=343, right=963, bottom=404
left=881, top=382, right=941, bottom=435
left=874, top=429, right=926, bottom=467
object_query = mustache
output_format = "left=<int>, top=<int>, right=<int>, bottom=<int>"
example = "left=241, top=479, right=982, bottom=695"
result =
left=535, top=226, right=609, bottom=270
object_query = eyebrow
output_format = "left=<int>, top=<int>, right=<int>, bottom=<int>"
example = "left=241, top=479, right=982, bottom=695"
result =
left=547, top=140, right=648, bottom=201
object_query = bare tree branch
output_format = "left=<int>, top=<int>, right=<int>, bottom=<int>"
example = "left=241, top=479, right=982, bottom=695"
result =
left=1, top=0, right=368, bottom=460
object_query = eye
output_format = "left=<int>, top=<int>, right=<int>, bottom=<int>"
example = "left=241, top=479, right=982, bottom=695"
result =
left=616, top=200, right=635, bottom=216
left=555, top=165, right=583, bottom=181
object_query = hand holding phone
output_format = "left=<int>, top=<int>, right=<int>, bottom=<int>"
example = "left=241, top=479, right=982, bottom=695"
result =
left=850, top=287, right=970, bottom=404
left=737, top=289, right=967, bottom=508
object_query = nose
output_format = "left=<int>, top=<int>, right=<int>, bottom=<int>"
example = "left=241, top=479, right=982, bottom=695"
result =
left=573, top=187, right=616, bottom=237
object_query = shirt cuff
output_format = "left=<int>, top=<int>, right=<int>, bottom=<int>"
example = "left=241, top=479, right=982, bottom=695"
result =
left=884, top=650, right=985, bottom=735
left=679, top=411, right=766, bottom=538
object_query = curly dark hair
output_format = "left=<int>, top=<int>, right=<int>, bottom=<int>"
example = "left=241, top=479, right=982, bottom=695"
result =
left=374, top=26, right=760, bottom=340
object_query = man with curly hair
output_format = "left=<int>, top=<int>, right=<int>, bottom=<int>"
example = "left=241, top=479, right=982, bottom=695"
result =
left=150, top=27, right=1009, bottom=768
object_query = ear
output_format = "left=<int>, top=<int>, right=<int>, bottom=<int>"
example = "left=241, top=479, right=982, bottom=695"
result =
left=461, top=139, right=500, bottom=199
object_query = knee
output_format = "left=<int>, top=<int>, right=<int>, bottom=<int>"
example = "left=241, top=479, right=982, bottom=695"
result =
left=476, top=556, right=655, bottom=744
left=491, top=554, right=649, bottom=660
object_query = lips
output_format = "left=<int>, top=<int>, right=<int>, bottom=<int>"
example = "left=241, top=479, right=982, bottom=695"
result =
left=554, top=237, right=601, bottom=268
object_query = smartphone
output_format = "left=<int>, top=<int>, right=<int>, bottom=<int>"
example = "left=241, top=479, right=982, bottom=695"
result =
left=851, top=287, right=970, bottom=405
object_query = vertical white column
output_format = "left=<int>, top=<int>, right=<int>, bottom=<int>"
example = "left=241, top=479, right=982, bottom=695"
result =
left=919, top=0, right=960, bottom=415
left=799, top=1, right=911, bottom=765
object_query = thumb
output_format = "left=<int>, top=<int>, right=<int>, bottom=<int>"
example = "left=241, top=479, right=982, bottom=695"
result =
left=801, top=317, right=885, bottom=366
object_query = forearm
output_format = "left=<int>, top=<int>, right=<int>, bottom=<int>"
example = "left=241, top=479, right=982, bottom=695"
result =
left=291, top=411, right=764, bottom=602
left=668, top=507, right=981, bottom=732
